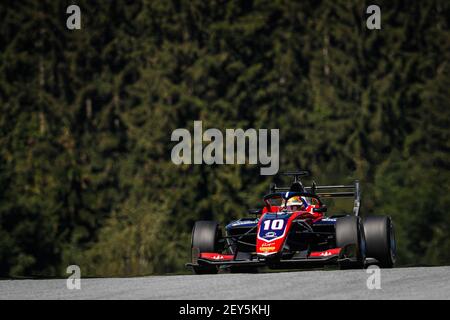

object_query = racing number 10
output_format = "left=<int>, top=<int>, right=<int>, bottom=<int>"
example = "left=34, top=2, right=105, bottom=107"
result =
left=263, top=219, right=284, bottom=231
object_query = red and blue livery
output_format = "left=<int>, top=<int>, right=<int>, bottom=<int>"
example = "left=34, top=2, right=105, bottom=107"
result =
left=187, top=171, right=396, bottom=274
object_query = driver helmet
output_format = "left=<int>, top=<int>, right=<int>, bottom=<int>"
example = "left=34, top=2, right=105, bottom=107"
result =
left=286, top=196, right=306, bottom=211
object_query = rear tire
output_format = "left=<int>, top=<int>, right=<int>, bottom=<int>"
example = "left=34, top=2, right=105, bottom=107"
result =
left=191, top=221, right=221, bottom=274
left=363, top=216, right=396, bottom=268
left=336, top=216, right=366, bottom=269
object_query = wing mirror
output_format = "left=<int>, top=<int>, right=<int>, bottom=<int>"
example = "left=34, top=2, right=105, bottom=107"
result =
left=313, top=206, right=327, bottom=213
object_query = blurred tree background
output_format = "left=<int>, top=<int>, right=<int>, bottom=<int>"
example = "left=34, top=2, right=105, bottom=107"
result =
left=0, top=0, right=449, bottom=277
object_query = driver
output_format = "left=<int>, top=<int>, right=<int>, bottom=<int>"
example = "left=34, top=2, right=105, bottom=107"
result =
left=285, top=196, right=307, bottom=212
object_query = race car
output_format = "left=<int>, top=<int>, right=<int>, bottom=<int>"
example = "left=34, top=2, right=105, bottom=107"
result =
left=186, top=171, right=396, bottom=274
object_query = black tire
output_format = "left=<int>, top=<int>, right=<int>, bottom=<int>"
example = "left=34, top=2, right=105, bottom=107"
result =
left=335, top=216, right=366, bottom=269
left=363, top=216, right=396, bottom=268
left=191, top=221, right=221, bottom=274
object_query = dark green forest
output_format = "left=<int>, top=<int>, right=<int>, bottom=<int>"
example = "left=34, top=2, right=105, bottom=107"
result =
left=0, top=0, right=449, bottom=277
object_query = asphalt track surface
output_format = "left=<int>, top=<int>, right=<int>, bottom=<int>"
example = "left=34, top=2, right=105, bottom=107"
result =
left=1, top=266, right=449, bottom=300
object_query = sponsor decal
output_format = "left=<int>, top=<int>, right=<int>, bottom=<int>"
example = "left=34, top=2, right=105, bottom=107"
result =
left=259, top=242, right=276, bottom=252
left=261, top=242, right=275, bottom=247
left=309, top=248, right=341, bottom=257
left=231, top=220, right=257, bottom=226
left=200, top=253, right=234, bottom=260
left=259, top=246, right=276, bottom=252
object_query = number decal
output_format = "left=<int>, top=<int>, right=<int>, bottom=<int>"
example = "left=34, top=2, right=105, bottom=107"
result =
left=272, top=219, right=284, bottom=230
left=263, top=219, right=284, bottom=231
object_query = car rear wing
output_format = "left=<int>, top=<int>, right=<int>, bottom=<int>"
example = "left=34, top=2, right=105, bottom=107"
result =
left=269, top=171, right=361, bottom=216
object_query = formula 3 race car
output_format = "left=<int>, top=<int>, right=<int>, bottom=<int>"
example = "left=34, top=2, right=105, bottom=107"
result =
left=186, top=171, right=396, bottom=274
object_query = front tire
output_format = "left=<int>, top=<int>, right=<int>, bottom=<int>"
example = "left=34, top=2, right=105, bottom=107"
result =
left=363, top=216, right=396, bottom=268
left=191, top=221, right=221, bottom=274
left=336, top=216, right=366, bottom=269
